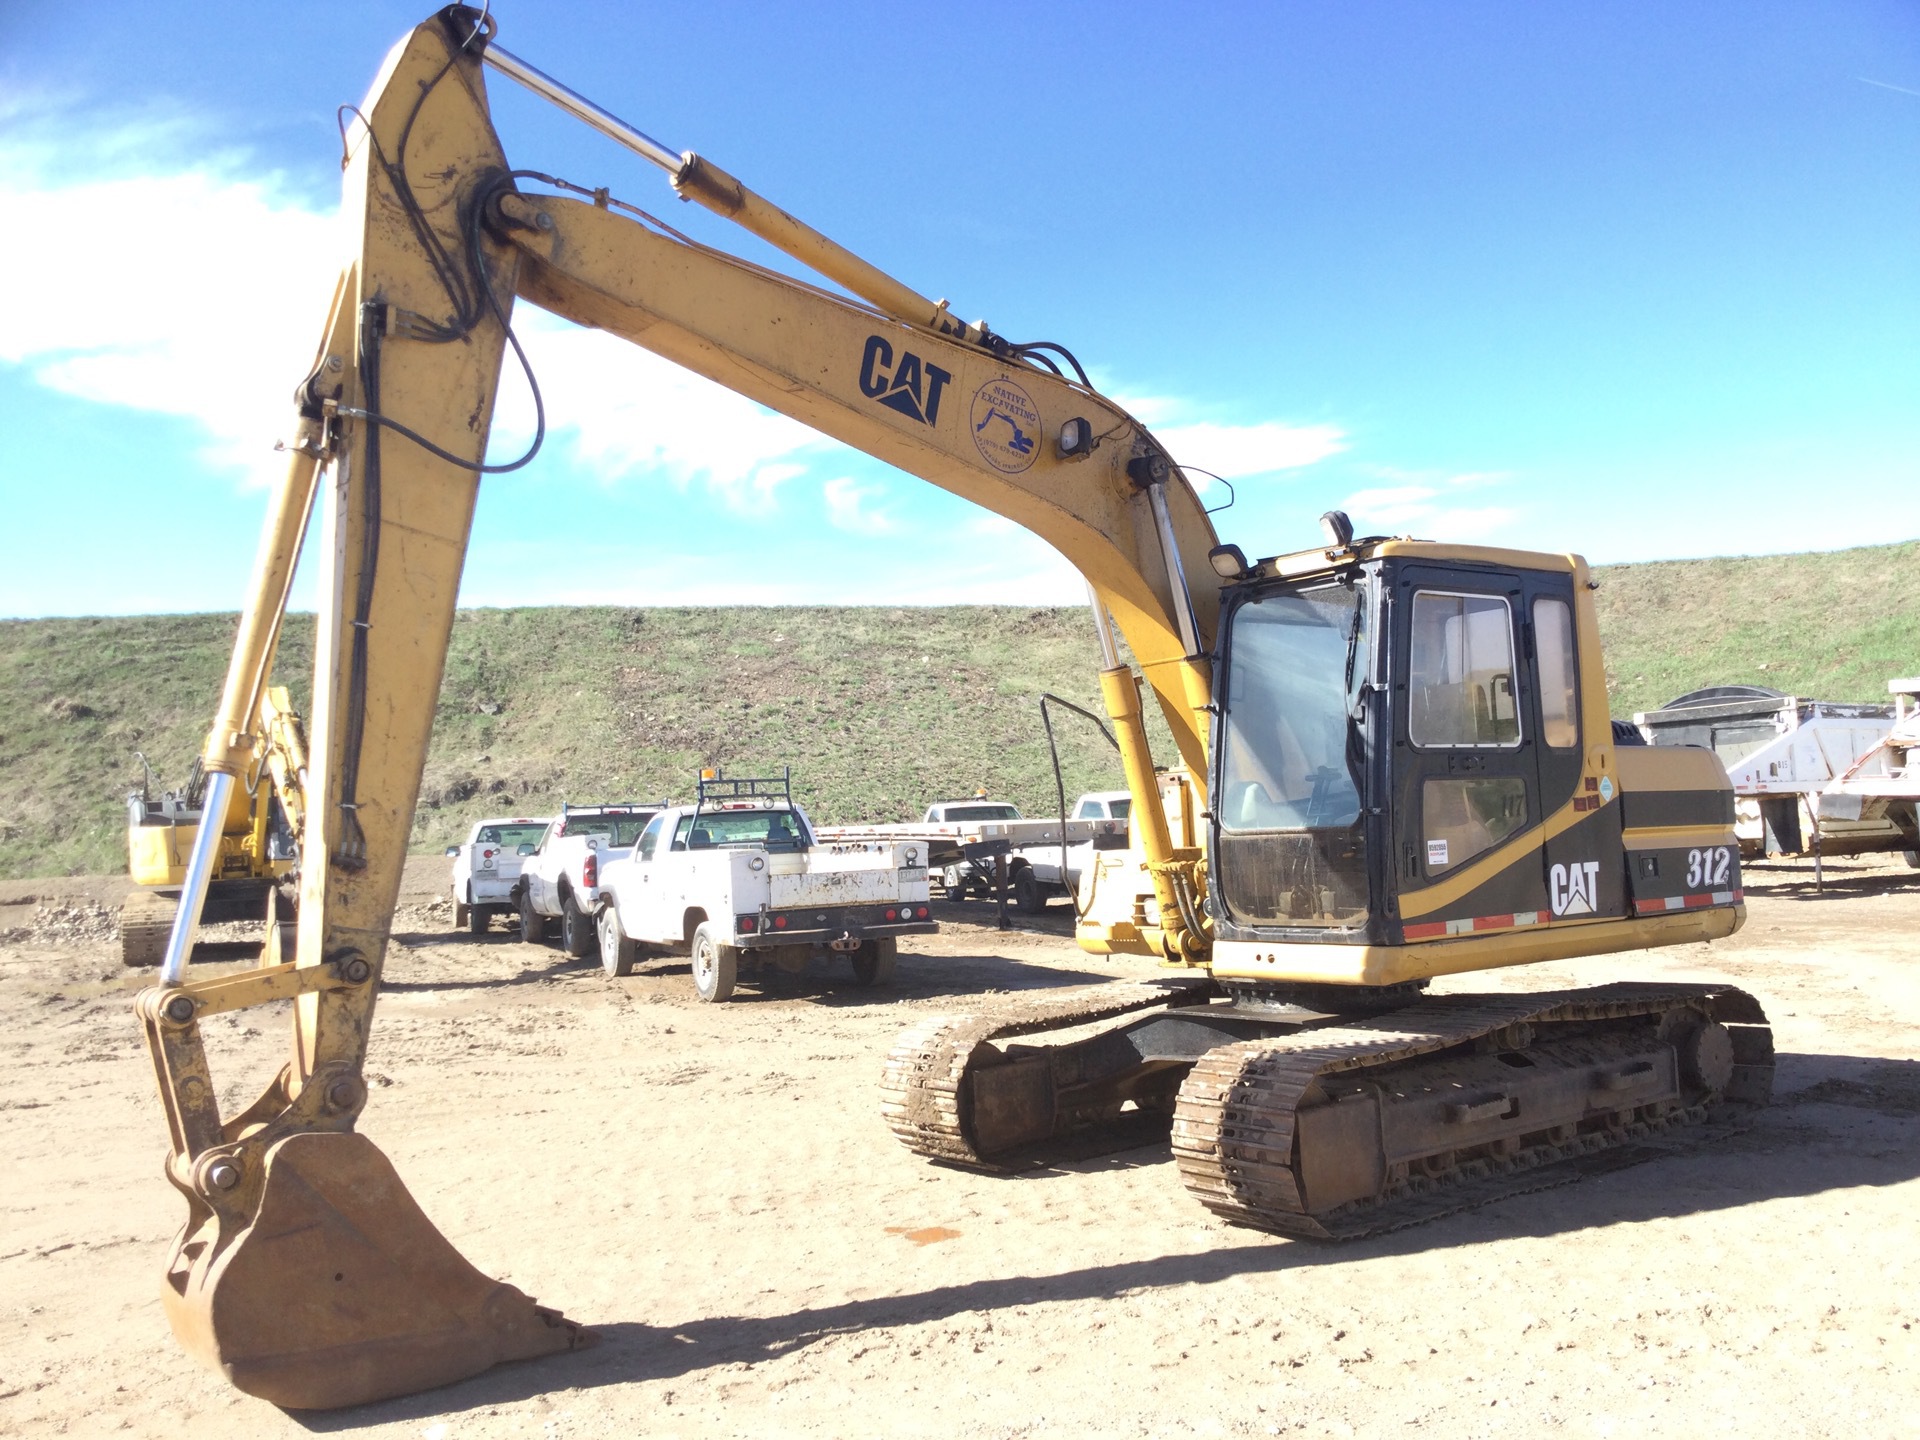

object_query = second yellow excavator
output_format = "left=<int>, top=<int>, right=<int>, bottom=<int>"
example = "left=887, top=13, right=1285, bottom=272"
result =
left=132, top=6, right=1770, bottom=1409
left=119, top=683, right=309, bottom=968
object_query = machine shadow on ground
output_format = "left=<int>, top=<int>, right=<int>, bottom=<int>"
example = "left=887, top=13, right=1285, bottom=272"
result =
left=291, top=1050, right=1920, bottom=1432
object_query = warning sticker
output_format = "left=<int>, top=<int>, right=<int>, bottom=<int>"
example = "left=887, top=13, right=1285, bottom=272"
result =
left=969, top=377, right=1041, bottom=474
left=1426, top=839, right=1450, bottom=867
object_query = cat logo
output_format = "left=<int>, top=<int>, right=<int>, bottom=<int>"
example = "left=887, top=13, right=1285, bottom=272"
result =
left=1549, top=860, right=1600, bottom=917
left=859, top=335, right=952, bottom=426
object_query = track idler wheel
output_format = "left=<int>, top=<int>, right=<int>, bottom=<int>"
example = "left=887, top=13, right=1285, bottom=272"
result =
left=162, top=1131, right=588, bottom=1409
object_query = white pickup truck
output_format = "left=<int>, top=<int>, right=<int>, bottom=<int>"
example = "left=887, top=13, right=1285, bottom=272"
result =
left=513, top=802, right=667, bottom=957
left=445, top=816, right=551, bottom=934
left=593, top=772, right=935, bottom=1001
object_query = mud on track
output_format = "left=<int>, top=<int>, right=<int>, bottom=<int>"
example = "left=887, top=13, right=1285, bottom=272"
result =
left=1, top=856, right=1916, bottom=1437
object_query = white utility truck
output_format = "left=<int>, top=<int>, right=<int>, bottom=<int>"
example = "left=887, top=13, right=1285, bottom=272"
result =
left=593, top=770, right=935, bottom=1000
left=513, top=802, right=667, bottom=956
left=445, top=816, right=551, bottom=934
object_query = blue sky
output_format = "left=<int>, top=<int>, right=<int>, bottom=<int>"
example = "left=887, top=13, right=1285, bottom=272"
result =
left=2, top=2, right=1915, bottom=618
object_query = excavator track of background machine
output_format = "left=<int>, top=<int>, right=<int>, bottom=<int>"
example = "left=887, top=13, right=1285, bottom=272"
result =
left=882, top=977, right=1217, bottom=1166
left=1171, top=982, right=1773, bottom=1240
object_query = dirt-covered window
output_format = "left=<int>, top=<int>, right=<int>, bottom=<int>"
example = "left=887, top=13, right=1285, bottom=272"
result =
left=1422, top=776, right=1528, bottom=874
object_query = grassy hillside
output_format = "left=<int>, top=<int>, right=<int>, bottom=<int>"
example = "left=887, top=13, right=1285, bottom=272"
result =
left=3, top=542, right=1914, bottom=879
left=1592, top=540, right=1918, bottom=718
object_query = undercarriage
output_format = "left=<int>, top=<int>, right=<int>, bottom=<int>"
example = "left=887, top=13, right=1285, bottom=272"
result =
left=883, top=979, right=1773, bottom=1238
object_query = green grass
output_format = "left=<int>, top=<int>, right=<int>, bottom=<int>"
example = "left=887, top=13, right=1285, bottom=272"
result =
left=1590, top=540, right=1919, bottom=718
left=3, top=541, right=1914, bottom=879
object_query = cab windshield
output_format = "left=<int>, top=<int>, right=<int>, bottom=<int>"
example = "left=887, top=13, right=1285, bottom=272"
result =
left=1215, top=580, right=1370, bottom=928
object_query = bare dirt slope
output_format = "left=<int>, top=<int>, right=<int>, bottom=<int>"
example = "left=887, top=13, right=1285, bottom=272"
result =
left=2, top=858, right=1917, bottom=1438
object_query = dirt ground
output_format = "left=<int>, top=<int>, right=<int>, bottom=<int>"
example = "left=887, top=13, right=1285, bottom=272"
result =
left=1, top=854, right=1916, bottom=1438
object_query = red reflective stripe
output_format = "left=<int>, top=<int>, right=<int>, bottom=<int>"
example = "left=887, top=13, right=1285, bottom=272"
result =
left=1402, top=921, right=1449, bottom=940
left=1473, top=914, right=1516, bottom=931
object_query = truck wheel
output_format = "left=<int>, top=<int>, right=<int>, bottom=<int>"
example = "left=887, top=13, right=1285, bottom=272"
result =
left=518, top=888, right=545, bottom=945
left=1905, top=848, right=1919, bottom=870
left=1013, top=865, right=1046, bottom=915
left=467, top=894, right=489, bottom=935
left=562, top=894, right=597, bottom=959
left=690, top=922, right=737, bottom=1002
left=453, top=901, right=470, bottom=931
left=597, top=906, right=637, bottom=977
left=849, top=936, right=897, bottom=986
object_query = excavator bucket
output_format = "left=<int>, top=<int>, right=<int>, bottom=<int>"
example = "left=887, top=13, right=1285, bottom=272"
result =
left=162, top=1132, right=588, bottom=1409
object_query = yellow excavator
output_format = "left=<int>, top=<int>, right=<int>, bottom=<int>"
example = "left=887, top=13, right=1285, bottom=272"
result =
left=134, top=7, right=1771, bottom=1409
left=120, top=683, right=309, bottom=967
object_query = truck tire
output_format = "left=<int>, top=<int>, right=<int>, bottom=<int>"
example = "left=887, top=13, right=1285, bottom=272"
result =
left=467, top=893, right=489, bottom=935
left=453, top=901, right=470, bottom=931
left=597, top=906, right=637, bottom=977
left=690, top=922, right=737, bottom=1002
left=849, top=935, right=897, bottom=987
left=518, top=887, right=546, bottom=945
left=562, top=894, right=597, bottom=959
left=1012, top=864, right=1046, bottom=915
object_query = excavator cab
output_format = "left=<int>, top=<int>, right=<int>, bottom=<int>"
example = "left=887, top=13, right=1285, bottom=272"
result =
left=1202, top=535, right=1744, bottom=989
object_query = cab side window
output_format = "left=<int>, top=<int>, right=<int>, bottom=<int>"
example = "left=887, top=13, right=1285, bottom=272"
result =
left=1408, top=592, right=1521, bottom=748
left=1534, top=596, right=1579, bottom=749
left=637, top=814, right=666, bottom=862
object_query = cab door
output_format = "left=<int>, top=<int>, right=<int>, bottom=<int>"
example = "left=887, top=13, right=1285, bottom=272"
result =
left=1388, top=563, right=1549, bottom=929
left=1529, top=581, right=1627, bottom=923
left=627, top=813, right=671, bottom=942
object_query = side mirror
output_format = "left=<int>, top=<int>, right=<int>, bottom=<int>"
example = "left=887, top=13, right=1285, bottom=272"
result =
left=444, top=845, right=460, bottom=857
left=516, top=842, right=535, bottom=856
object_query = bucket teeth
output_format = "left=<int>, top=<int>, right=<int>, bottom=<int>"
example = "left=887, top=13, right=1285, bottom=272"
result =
left=163, top=1131, right=589, bottom=1410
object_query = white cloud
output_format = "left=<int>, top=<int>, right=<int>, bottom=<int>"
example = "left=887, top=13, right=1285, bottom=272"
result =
left=1106, top=390, right=1347, bottom=492
left=1339, top=484, right=1518, bottom=539
left=490, top=313, right=839, bottom=509
left=0, top=110, right=837, bottom=506
left=820, top=475, right=898, bottom=535
left=0, top=129, right=343, bottom=489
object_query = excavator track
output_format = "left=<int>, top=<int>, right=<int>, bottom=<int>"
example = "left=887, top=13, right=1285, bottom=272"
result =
left=118, top=890, right=177, bottom=968
left=881, top=977, right=1216, bottom=1166
left=1171, top=982, right=1773, bottom=1240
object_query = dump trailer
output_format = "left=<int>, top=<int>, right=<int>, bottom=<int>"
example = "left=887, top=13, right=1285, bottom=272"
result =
left=1636, top=684, right=1903, bottom=858
left=131, top=9, right=1770, bottom=1410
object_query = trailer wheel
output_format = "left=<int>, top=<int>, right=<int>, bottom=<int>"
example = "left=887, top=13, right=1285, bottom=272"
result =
left=690, top=922, right=737, bottom=1002
left=597, top=906, right=637, bottom=976
left=518, top=887, right=545, bottom=945
left=562, top=894, right=597, bottom=959
left=849, top=936, right=897, bottom=986
left=1012, top=865, right=1046, bottom=915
